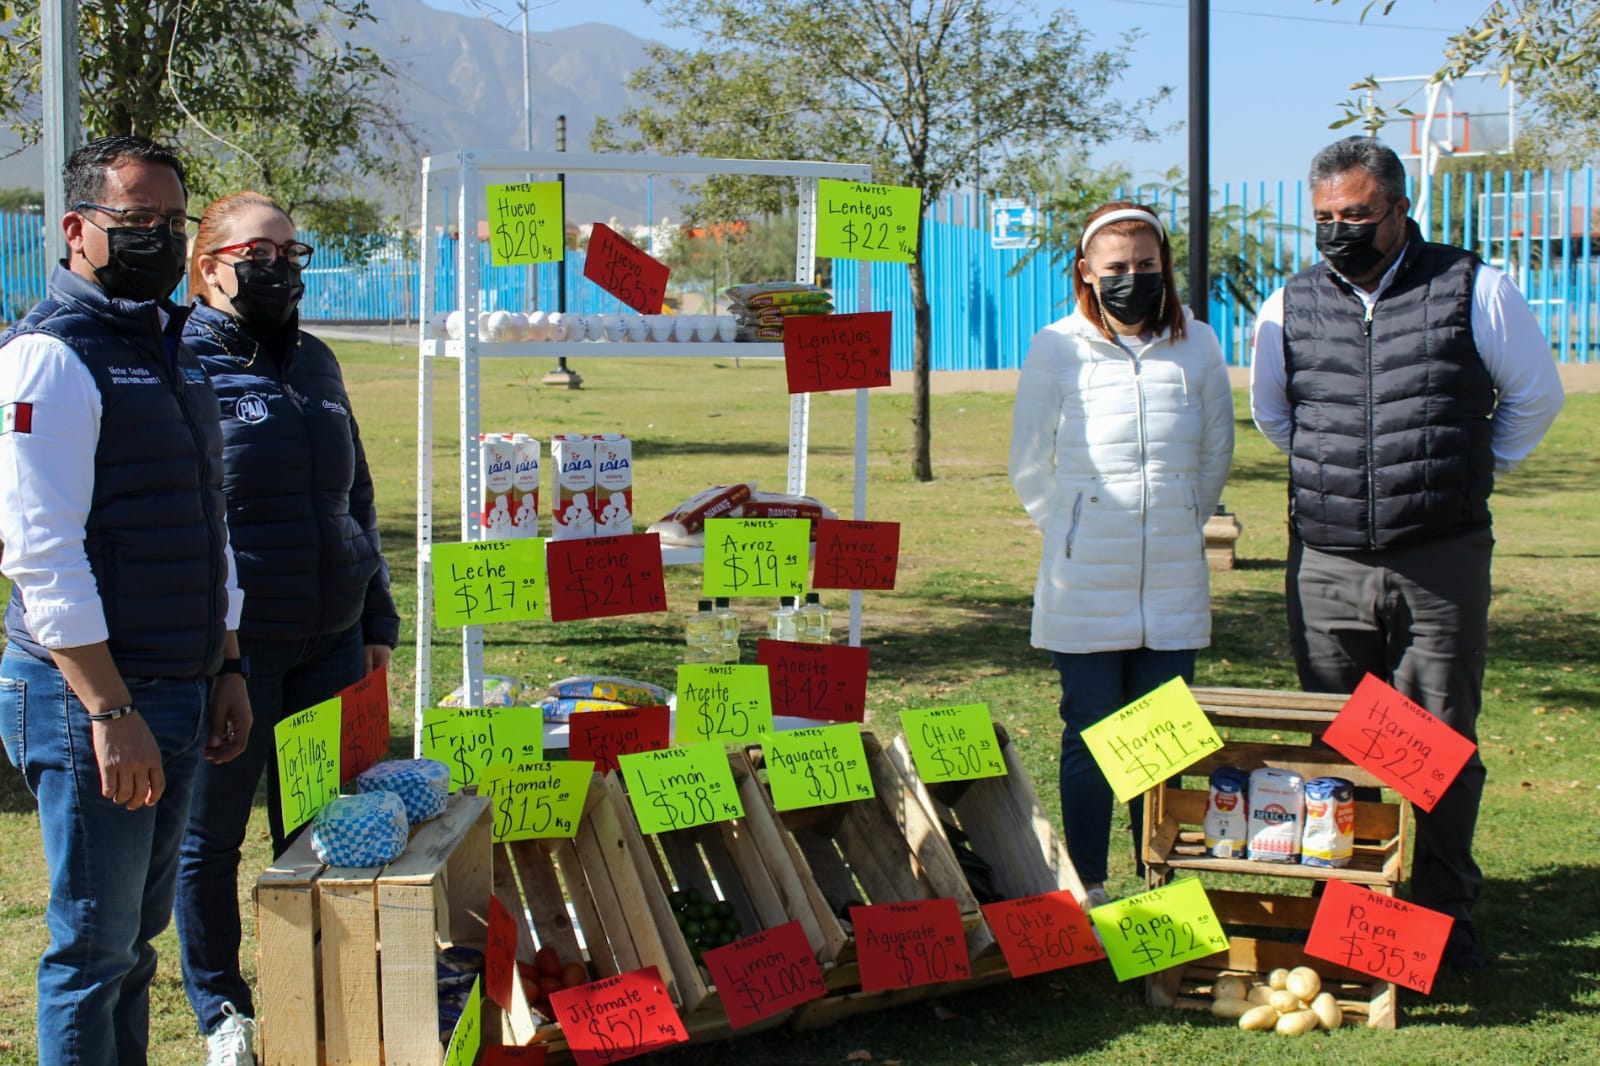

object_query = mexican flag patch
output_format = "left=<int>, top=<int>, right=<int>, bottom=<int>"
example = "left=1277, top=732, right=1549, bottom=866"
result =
left=1, top=402, right=34, bottom=435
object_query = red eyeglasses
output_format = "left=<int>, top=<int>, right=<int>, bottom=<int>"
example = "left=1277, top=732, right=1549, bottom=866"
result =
left=210, top=238, right=316, bottom=268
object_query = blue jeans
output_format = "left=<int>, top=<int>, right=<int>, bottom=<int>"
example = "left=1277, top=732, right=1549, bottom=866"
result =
left=0, top=647, right=209, bottom=1066
left=1052, top=648, right=1196, bottom=886
left=174, top=624, right=364, bottom=1034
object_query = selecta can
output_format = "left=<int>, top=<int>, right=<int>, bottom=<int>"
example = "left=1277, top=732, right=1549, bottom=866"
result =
left=1246, top=766, right=1305, bottom=863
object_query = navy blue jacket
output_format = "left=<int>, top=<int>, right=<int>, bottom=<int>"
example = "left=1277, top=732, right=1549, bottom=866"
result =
left=2, top=265, right=230, bottom=678
left=183, top=302, right=398, bottom=647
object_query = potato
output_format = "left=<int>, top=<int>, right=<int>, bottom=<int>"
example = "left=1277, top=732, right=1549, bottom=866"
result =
left=1268, top=989, right=1303, bottom=1013
left=1246, top=985, right=1275, bottom=1006
left=1311, top=991, right=1344, bottom=1031
left=1239, top=1004, right=1280, bottom=1031
left=1267, top=967, right=1291, bottom=990
left=1276, top=1008, right=1319, bottom=1036
left=1212, top=975, right=1250, bottom=1002
left=1211, top=997, right=1253, bottom=1019
left=1286, top=966, right=1322, bottom=1002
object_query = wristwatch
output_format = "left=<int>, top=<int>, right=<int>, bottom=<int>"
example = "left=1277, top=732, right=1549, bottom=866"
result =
left=217, top=656, right=251, bottom=680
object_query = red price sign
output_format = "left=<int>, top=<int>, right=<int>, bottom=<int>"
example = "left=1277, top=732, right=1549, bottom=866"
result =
left=981, top=890, right=1105, bottom=978
left=546, top=534, right=668, bottom=622
left=812, top=520, right=899, bottom=591
left=566, top=705, right=671, bottom=776
left=1321, top=674, right=1477, bottom=812
left=582, top=222, right=668, bottom=314
left=849, top=899, right=972, bottom=992
left=1304, top=880, right=1453, bottom=995
left=338, top=665, right=389, bottom=784
left=701, top=920, right=827, bottom=1029
left=783, top=311, right=893, bottom=394
left=755, top=640, right=868, bottom=723
left=483, top=1048, right=548, bottom=1065
left=548, top=966, right=687, bottom=1066
left=486, top=893, right=517, bottom=1011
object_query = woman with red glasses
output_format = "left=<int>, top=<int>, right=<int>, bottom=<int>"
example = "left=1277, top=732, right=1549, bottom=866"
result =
left=172, top=191, right=398, bottom=1065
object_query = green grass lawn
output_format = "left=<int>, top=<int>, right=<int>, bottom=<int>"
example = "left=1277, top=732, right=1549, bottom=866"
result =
left=1, top=343, right=1597, bottom=1064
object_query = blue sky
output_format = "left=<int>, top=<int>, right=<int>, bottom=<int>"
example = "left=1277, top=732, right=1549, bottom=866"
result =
left=425, top=0, right=1508, bottom=188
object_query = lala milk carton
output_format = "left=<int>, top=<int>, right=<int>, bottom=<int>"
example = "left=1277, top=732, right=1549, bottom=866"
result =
left=1301, top=776, right=1356, bottom=868
left=593, top=433, right=633, bottom=535
left=1202, top=766, right=1250, bottom=859
left=1246, top=766, right=1305, bottom=863
left=509, top=433, right=541, bottom=538
left=477, top=433, right=516, bottom=538
left=550, top=434, right=595, bottom=540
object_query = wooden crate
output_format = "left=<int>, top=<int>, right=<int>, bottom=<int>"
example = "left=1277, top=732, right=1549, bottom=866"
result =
left=254, top=791, right=494, bottom=1066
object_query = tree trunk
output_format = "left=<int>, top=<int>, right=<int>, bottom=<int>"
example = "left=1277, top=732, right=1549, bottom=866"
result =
left=908, top=248, right=934, bottom=482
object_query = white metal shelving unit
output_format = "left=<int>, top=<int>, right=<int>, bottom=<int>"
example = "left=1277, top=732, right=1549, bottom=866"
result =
left=414, top=150, right=876, bottom=741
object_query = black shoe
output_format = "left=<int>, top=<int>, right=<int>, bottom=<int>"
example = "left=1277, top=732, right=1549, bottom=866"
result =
left=1440, top=931, right=1492, bottom=972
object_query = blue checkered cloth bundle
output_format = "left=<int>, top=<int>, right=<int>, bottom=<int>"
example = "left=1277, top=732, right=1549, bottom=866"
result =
left=310, top=791, right=410, bottom=867
left=356, top=758, right=451, bottom=825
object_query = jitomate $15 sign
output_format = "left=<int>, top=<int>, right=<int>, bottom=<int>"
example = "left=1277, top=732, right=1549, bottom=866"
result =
left=674, top=664, right=773, bottom=746
left=899, top=704, right=1006, bottom=784
left=1080, top=676, right=1223, bottom=803
left=478, top=761, right=592, bottom=842
left=548, top=966, right=687, bottom=1066
left=1088, top=877, right=1230, bottom=982
left=756, top=639, right=869, bottom=723
left=701, top=518, right=808, bottom=599
left=980, top=890, right=1106, bottom=977
left=812, top=519, right=899, bottom=591
left=420, top=706, right=543, bottom=790
left=700, top=920, right=828, bottom=1030
left=1321, top=673, right=1477, bottom=813
left=850, top=899, right=972, bottom=992
left=546, top=533, right=667, bottom=622
left=618, top=744, right=744, bottom=834
left=1304, top=879, right=1453, bottom=995
left=431, top=539, right=547, bottom=627
left=761, top=724, right=874, bottom=811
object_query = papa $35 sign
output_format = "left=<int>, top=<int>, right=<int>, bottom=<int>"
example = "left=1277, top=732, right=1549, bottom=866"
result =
left=1304, top=879, right=1453, bottom=995
left=1079, top=677, right=1223, bottom=803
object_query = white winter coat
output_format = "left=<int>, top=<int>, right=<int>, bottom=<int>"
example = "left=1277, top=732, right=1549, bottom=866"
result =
left=1008, top=308, right=1235, bottom=654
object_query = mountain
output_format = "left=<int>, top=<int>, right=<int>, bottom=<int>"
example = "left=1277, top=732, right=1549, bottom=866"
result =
left=0, top=0, right=674, bottom=225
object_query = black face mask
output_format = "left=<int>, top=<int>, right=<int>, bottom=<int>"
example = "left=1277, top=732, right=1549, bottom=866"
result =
left=1315, top=207, right=1396, bottom=279
left=1097, top=271, right=1164, bottom=327
left=93, top=225, right=186, bottom=302
left=226, top=258, right=305, bottom=332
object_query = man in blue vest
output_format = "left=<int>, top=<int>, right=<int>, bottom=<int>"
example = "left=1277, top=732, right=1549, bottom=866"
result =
left=1251, top=137, right=1564, bottom=971
left=0, top=136, right=253, bottom=1066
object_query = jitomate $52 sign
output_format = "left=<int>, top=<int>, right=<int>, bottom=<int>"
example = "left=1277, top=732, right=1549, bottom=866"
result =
left=1080, top=677, right=1223, bottom=803
left=548, top=966, right=687, bottom=1066
left=1088, top=877, right=1230, bottom=982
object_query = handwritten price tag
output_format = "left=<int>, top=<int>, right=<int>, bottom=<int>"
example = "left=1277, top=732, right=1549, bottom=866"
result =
left=702, top=920, right=827, bottom=1029
left=762, top=724, right=874, bottom=811
left=443, top=975, right=483, bottom=1066
left=549, top=966, right=688, bottom=1066
left=783, top=311, right=892, bottom=394
left=582, top=222, right=668, bottom=313
left=619, top=744, right=744, bottom=834
left=486, top=893, right=517, bottom=1011
left=486, top=181, right=563, bottom=267
left=421, top=706, right=544, bottom=790
left=812, top=519, right=899, bottom=591
left=338, top=665, right=390, bottom=784
left=1304, top=880, right=1452, bottom=995
left=982, top=890, right=1106, bottom=977
left=546, top=534, right=668, bottom=622
left=276, top=696, right=341, bottom=834
left=702, top=518, right=809, bottom=599
left=850, top=899, right=972, bottom=991
left=815, top=179, right=921, bottom=262
left=756, top=640, right=868, bottom=723
left=479, top=761, right=592, bottom=842
left=432, top=539, right=547, bottom=627
left=1080, top=677, right=1223, bottom=803
left=675, top=665, right=773, bottom=746
left=900, top=704, right=1007, bottom=784
left=566, top=706, right=671, bottom=776
left=1089, top=877, right=1229, bottom=982
left=1321, top=674, right=1477, bottom=813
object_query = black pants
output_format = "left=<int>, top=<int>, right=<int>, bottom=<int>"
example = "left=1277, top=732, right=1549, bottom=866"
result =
left=1287, top=529, right=1492, bottom=930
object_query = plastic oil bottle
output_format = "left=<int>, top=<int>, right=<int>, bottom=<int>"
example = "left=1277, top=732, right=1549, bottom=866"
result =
left=713, top=597, right=741, bottom=663
left=767, top=596, right=799, bottom=642
left=683, top=599, right=722, bottom=663
left=796, top=592, right=832, bottom=643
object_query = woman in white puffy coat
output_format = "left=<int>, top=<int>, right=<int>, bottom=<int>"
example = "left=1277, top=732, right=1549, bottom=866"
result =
left=1008, top=203, right=1234, bottom=905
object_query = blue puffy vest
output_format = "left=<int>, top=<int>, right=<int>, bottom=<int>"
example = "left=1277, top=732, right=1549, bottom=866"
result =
left=2, top=266, right=230, bottom=677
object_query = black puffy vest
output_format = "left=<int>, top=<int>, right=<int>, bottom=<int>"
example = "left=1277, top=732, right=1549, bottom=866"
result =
left=2, top=265, right=229, bottom=677
left=182, top=303, right=398, bottom=645
left=1282, top=222, right=1496, bottom=551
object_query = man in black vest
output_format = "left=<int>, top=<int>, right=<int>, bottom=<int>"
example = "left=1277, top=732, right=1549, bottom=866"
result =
left=1251, top=137, right=1563, bottom=971
left=0, top=136, right=252, bottom=1066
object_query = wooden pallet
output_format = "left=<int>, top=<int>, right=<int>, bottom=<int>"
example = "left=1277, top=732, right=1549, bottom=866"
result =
left=254, top=791, right=495, bottom=1065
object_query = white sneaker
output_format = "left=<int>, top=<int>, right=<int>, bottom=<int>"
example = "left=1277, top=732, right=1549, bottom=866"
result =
left=206, top=1002, right=258, bottom=1066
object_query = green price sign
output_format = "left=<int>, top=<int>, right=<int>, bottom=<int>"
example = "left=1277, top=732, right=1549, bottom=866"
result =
left=674, top=664, right=773, bottom=746
left=275, top=696, right=342, bottom=834
left=702, top=518, right=809, bottom=599
left=1088, top=877, right=1230, bottom=982
left=815, top=179, right=921, bottom=262
left=479, top=760, right=592, bottom=841
left=619, top=743, right=744, bottom=835
left=442, top=974, right=482, bottom=1066
left=763, top=724, right=874, bottom=811
left=431, top=539, right=547, bottom=628
left=1080, top=676, right=1223, bottom=803
left=485, top=181, right=564, bottom=267
left=900, top=704, right=1007, bottom=784
left=420, top=706, right=544, bottom=790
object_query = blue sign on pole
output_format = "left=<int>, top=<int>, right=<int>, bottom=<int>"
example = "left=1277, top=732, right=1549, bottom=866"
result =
left=991, top=198, right=1037, bottom=250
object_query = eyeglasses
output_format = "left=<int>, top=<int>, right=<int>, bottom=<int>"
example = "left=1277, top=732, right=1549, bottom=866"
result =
left=74, top=202, right=199, bottom=238
left=210, top=238, right=316, bottom=268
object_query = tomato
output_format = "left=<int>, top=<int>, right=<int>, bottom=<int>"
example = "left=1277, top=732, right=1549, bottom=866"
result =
left=534, top=945, right=563, bottom=979
left=560, top=961, right=589, bottom=988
